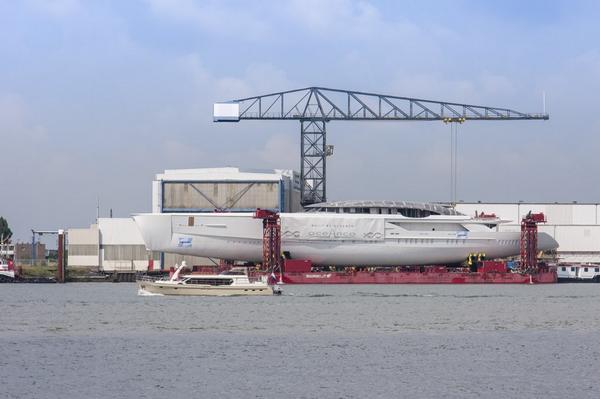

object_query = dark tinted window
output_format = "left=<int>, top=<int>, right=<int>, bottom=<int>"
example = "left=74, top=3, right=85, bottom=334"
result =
left=187, top=278, right=233, bottom=286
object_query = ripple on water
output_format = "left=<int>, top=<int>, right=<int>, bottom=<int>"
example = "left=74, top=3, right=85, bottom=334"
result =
left=1, top=283, right=599, bottom=398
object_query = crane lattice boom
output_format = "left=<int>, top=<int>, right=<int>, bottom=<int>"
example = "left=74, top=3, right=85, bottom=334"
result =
left=213, top=87, right=548, bottom=205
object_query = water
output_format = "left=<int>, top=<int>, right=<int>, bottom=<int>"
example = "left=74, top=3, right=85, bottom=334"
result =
left=1, top=283, right=599, bottom=398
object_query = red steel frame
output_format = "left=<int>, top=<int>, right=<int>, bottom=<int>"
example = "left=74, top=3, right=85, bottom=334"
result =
left=254, top=209, right=282, bottom=278
left=520, top=212, right=546, bottom=271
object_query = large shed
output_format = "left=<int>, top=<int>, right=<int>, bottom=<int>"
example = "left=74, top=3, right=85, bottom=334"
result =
left=152, top=167, right=301, bottom=213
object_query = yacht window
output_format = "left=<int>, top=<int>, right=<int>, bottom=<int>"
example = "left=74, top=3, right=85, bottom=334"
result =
left=561, top=267, right=566, bottom=271
left=187, top=278, right=233, bottom=286
left=396, top=208, right=439, bottom=218
left=388, top=222, right=467, bottom=232
left=571, top=267, right=575, bottom=272
left=595, top=268, right=599, bottom=273
left=584, top=267, right=589, bottom=272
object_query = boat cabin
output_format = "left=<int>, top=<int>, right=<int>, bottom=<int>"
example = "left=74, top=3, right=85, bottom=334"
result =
left=557, top=264, right=600, bottom=282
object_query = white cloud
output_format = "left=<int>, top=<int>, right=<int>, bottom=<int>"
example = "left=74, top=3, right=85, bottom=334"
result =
left=145, top=0, right=270, bottom=39
left=257, top=135, right=298, bottom=169
left=0, top=93, right=48, bottom=143
left=286, top=0, right=417, bottom=38
left=26, top=0, right=82, bottom=17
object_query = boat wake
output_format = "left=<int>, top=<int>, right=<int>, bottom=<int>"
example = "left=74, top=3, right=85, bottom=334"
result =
left=138, top=288, right=164, bottom=296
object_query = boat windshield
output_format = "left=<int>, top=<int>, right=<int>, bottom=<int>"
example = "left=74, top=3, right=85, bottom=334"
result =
left=185, top=277, right=234, bottom=286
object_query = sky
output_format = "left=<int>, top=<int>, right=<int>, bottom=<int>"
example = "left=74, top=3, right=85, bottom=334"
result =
left=1, top=0, right=600, bottom=242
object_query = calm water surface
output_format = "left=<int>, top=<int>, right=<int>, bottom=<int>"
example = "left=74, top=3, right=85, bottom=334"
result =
left=1, top=283, right=599, bottom=398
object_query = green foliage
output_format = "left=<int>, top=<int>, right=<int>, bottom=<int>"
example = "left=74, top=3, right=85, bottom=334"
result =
left=0, top=217, right=12, bottom=243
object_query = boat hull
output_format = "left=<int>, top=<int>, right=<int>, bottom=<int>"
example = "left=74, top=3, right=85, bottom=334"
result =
left=138, top=281, right=274, bottom=296
left=133, top=213, right=559, bottom=266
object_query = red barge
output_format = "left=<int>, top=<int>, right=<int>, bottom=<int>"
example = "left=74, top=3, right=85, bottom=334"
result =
left=255, top=259, right=557, bottom=285
left=274, top=268, right=556, bottom=284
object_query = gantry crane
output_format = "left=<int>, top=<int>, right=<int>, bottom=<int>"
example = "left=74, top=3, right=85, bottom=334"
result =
left=213, top=87, right=548, bottom=206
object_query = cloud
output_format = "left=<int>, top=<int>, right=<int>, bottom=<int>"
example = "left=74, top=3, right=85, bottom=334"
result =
left=25, top=0, right=82, bottom=17
left=0, top=93, right=48, bottom=144
left=257, top=135, right=298, bottom=170
left=145, top=0, right=269, bottom=39
left=285, top=0, right=417, bottom=39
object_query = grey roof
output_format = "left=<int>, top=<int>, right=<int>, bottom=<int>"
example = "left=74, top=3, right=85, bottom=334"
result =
left=305, top=200, right=462, bottom=216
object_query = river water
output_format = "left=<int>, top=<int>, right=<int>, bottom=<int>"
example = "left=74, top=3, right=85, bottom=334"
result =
left=1, top=283, right=599, bottom=398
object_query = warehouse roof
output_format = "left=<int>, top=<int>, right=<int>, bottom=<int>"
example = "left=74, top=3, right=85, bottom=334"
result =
left=156, top=167, right=297, bottom=182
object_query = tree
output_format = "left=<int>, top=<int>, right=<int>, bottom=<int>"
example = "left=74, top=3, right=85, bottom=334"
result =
left=0, top=217, right=12, bottom=243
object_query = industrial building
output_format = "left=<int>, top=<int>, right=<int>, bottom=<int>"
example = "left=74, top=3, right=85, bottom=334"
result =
left=454, top=202, right=600, bottom=263
left=67, top=218, right=213, bottom=271
left=68, top=219, right=152, bottom=271
left=68, top=167, right=301, bottom=271
left=152, top=167, right=302, bottom=213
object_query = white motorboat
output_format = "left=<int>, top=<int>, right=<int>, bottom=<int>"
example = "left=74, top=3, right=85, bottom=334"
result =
left=138, top=264, right=278, bottom=296
left=133, top=201, right=559, bottom=266
left=0, top=260, right=15, bottom=281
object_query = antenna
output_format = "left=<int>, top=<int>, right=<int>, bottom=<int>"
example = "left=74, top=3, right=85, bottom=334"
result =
left=96, top=196, right=100, bottom=222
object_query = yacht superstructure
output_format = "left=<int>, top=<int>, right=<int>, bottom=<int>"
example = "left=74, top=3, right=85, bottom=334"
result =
left=133, top=201, right=558, bottom=266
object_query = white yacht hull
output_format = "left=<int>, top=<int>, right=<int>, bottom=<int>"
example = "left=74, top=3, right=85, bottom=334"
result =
left=133, top=213, right=558, bottom=266
left=138, top=280, right=274, bottom=296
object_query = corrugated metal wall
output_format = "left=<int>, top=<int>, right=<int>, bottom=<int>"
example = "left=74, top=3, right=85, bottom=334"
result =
left=103, top=245, right=151, bottom=261
left=163, top=253, right=215, bottom=268
left=69, top=244, right=98, bottom=256
left=162, top=182, right=280, bottom=211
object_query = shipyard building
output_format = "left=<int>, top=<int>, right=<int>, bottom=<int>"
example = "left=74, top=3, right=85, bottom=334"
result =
left=152, top=167, right=302, bottom=213
left=67, top=168, right=301, bottom=271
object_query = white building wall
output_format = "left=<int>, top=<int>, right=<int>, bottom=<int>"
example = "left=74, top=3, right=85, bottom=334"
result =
left=98, top=218, right=152, bottom=272
left=152, top=180, right=161, bottom=213
left=571, top=204, right=598, bottom=224
left=67, top=225, right=99, bottom=268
